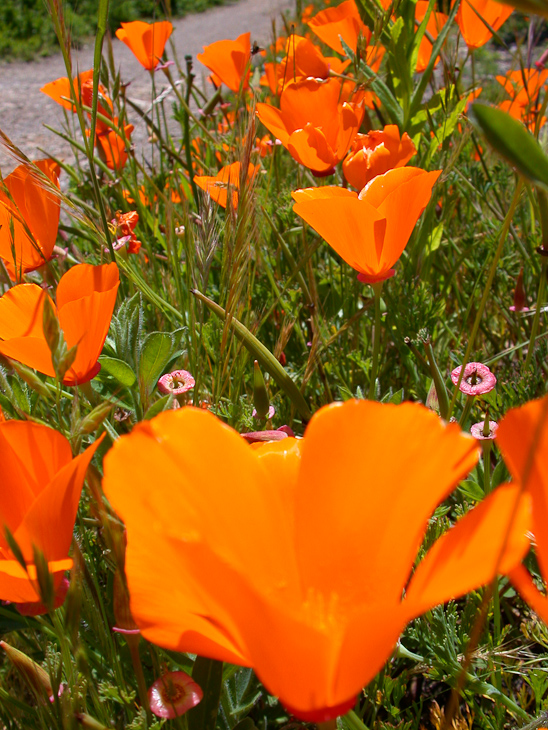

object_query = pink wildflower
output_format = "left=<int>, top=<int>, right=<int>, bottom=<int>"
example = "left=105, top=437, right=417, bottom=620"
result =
left=157, top=370, right=195, bottom=396
left=149, top=671, right=203, bottom=719
left=451, top=362, right=496, bottom=395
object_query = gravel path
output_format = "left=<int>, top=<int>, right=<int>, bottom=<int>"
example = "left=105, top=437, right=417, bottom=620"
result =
left=0, top=0, right=294, bottom=173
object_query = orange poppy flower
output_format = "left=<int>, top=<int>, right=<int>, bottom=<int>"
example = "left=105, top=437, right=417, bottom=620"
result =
left=415, top=2, right=448, bottom=73
left=457, top=0, right=513, bottom=49
left=197, top=32, right=251, bottom=94
left=194, top=162, right=257, bottom=209
left=308, top=0, right=388, bottom=56
left=0, top=420, right=103, bottom=606
left=40, top=69, right=95, bottom=112
left=497, top=395, right=548, bottom=622
left=115, top=21, right=174, bottom=71
left=256, top=78, right=364, bottom=175
left=0, top=159, right=61, bottom=281
left=343, top=125, right=417, bottom=190
left=261, top=35, right=351, bottom=95
left=0, top=263, right=119, bottom=386
left=496, top=69, right=548, bottom=131
left=96, top=119, right=134, bottom=170
left=293, top=167, right=440, bottom=283
left=103, top=400, right=529, bottom=721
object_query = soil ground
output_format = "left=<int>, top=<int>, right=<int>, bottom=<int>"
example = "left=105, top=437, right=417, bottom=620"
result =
left=0, top=0, right=294, bottom=173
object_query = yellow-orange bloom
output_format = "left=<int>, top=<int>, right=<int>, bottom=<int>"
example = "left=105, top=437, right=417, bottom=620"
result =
left=103, top=400, right=529, bottom=721
left=308, top=0, right=390, bottom=56
left=497, top=395, right=548, bottom=621
left=0, top=263, right=119, bottom=386
left=343, top=125, right=416, bottom=190
left=0, top=420, right=102, bottom=605
left=96, top=119, right=134, bottom=171
left=197, top=32, right=251, bottom=93
left=415, top=2, right=448, bottom=73
left=257, top=78, right=363, bottom=175
left=0, top=160, right=60, bottom=280
left=115, top=20, right=173, bottom=71
left=496, top=69, right=548, bottom=131
left=293, top=167, right=440, bottom=283
left=457, top=0, right=513, bottom=49
left=261, top=35, right=350, bottom=94
left=194, top=162, right=257, bottom=209
left=40, top=69, right=95, bottom=111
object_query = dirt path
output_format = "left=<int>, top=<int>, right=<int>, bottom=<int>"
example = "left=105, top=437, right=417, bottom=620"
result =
left=0, top=0, right=294, bottom=173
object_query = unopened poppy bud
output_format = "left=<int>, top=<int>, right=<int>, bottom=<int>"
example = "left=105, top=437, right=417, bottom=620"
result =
left=510, top=267, right=528, bottom=312
left=78, top=401, right=114, bottom=435
left=9, top=360, right=52, bottom=399
left=0, top=640, right=53, bottom=699
left=148, top=671, right=203, bottom=718
left=42, top=294, right=64, bottom=363
left=113, top=569, right=140, bottom=634
left=75, top=713, right=111, bottom=729
left=253, top=360, right=270, bottom=420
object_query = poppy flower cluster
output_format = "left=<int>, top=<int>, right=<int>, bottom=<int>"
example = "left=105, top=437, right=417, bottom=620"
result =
left=257, top=78, right=364, bottom=175
left=0, top=263, right=119, bottom=386
left=41, top=70, right=134, bottom=170
left=496, top=68, right=548, bottom=132
left=103, top=399, right=530, bottom=721
left=0, top=159, right=60, bottom=280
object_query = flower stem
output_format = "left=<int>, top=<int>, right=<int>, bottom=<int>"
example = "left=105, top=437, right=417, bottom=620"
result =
left=343, top=710, right=371, bottom=730
left=448, top=179, right=523, bottom=419
left=524, top=258, right=547, bottom=371
left=368, top=282, right=383, bottom=400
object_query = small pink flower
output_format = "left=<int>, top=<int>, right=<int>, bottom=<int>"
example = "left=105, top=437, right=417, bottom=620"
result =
left=252, top=405, right=275, bottom=420
left=148, top=671, right=203, bottom=719
left=450, top=362, right=496, bottom=396
left=157, top=370, right=195, bottom=395
left=470, top=420, right=499, bottom=440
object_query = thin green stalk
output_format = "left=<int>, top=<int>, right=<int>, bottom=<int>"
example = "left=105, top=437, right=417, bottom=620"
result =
left=448, top=179, right=524, bottom=419
left=368, top=282, right=383, bottom=400
left=524, top=258, right=547, bottom=370
left=343, top=710, right=371, bottom=730
left=127, top=636, right=151, bottom=725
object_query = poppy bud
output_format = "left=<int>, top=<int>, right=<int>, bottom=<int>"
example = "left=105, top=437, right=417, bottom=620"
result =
left=78, top=401, right=114, bottom=435
left=0, top=641, right=53, bottom=699
left=510, top=267, right=528, bottom=312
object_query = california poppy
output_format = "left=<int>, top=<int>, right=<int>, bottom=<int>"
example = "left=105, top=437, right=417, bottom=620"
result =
left=194, top=162, right=257, bottom=208
left=496, top=69, right=548, bottom=131
left=40, top=69, right=95, bottom=112
left=96, top=119, right=134, bottom=170
left=0, top=420, right=102, bottom=607
left=414, top=2, right=448, bottom=73
left=343, top=125, right=416, bottom=190
left=261, top=35, right=351, bottom=95
left=0, top=159, right=61, bottom=280
left=256, top=78, right=364, bottom=175
left=457, top=0, right=513, bottom=49
left=293, top=167, right=440, bottom=283
left=308, top=0, right=390, bottom=56
left=197, top=32, right=251, bottom=93
left=0, top=263, right=119, bottom=386
left=115, top=20, right=173, bottom=71
left=103, top=400, right=529, bottom=721
left=497, top=395, right=548, bottom=621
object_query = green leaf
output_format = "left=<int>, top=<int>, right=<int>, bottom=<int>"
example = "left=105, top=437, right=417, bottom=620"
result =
left=496, top=0, right=548, bottom=17
left=143, top=394, right=174, bottom=420
left=188, top=658, right=223, bottom=730
left=459, top=479, right=484, bottom=501
left=98, top=356, right=137, bottom=388
left=138, top=333, right=174, bottom=395
left=470, top=102, right=548, bottom=187
left=192, top=289, right=312, bottom=421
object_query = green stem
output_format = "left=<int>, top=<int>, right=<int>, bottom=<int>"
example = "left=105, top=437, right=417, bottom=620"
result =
left=482, top=440, right=492, bottom=494
left=448, top=179, right=523, bottom=419
left=424, top=339, right=449, bottom=419
left=343, top=710, right=371, bottom=730
left=368, top=282, right=383, bottom=400
left=127, top=636, right=151, bottom=725
left=459, top=394, right=475, bottom=427
left=524, top=258, right=547, bottom=371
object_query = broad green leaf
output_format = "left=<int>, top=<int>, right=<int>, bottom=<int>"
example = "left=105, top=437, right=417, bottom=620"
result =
left=98, top=357, right=136, bottom=388
left=470, top=103, right=548, bottom=187
left=138, top=332, right=174, bottom=394
left=192, top=289, right=312, bottom=421
left=494, top=0, right=548, bottom=17
left=143, top=394, right=174, bottom=420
